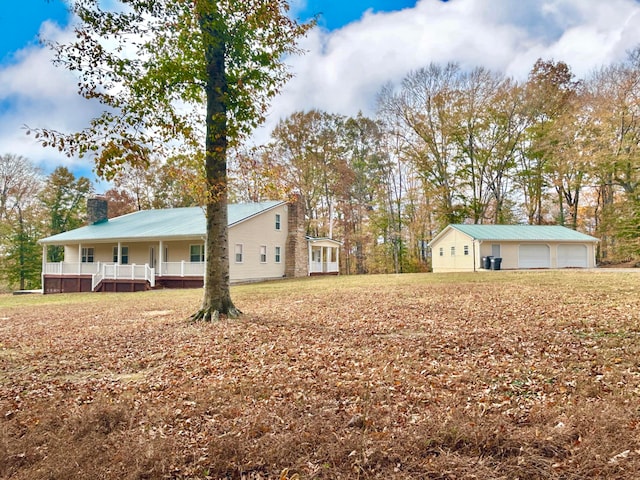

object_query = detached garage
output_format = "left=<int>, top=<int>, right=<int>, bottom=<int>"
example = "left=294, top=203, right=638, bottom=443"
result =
left=429, top=224, right=599, bottom=273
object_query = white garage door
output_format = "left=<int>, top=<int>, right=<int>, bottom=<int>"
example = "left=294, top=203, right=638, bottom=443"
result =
left=518, top=244, right=550, bottom=269
left=557, top=244, right=588, bottom=268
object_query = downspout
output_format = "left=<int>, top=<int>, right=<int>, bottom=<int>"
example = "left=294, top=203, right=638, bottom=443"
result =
left=472, top=240, right=477, bottom=272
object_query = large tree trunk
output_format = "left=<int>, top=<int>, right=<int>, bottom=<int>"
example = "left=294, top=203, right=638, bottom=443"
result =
left=191, top=2, right=240, bottom=321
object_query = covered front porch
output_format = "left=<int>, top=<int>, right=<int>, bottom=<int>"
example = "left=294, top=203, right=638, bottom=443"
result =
left=40, top=241, right=208, bottom=293
left=40, top=236, right=343, bottom=293
left=41, top=260, right=207, bottom=293
left=307, top=237, right=342, bottom=275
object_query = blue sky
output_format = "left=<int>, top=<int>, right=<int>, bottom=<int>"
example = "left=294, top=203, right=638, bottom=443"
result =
left=0, top=0, right=420, bottom=184
left=0, top=0, right=70, bottom=64
left=1, top=0, right=640, bottom=187
left=0, top=1, right=419, bottom=66
left=295, top=0, right=418, bottom=30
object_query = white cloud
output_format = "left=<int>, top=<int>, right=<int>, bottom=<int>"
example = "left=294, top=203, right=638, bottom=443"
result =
left=0, top=20, right=102, bottom=177
left=4, top=0, right=640, bottom=164
left=260, top=0, right=640, bottom=141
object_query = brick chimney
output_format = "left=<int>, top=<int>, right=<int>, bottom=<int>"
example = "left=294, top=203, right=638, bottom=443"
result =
left=285, top=194, right=308, bottom=278
left=87, top=197, right=108, bottom=224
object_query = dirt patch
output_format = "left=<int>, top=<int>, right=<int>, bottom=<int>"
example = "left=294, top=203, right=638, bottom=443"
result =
left=141, top=309, right=174, bottom=317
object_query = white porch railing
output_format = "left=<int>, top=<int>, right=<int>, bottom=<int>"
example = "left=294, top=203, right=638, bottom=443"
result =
left=45, top=261, right=205, bottom=279
left=44, top=262, right=100, bottom=275
left=161, top=261, right=205, bottom=277
left=310, top=261, right=339, bottom=274
left=45, top=262, right=156, bottom=291
left=98, top=264, right=156, bottom=287
left=91, top=271, right=104, bottom=292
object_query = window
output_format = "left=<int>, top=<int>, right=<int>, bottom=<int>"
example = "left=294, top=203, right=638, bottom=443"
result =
left=450, top=246, right=456, bottom=256
left=260, top=245, right=267, bottom=263
left=275, top=213, right=281, bottom=230
left=439, top=247, right=444, bottom=257
left=81, top=247, right=94, bottom=263
left=274, top=246, right=281, bottom=263
left=463, top=245, right=469, bottom=256
left=190, top=244, right=205, bottom=262
left=112, top=246, right=129, bottom=264
left=235, top=244, right=243, bottom=263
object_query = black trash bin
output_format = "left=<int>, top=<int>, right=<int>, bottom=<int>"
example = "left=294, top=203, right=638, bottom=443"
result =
left=482, top=256, right=493, bottom=270
left=490, top=257, right=502, bottom=270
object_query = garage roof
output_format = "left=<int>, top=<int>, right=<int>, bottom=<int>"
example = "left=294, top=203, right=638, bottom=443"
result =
left=430, top=224, right=599, bottom=245
left=39, top=200, right=285, bottom=244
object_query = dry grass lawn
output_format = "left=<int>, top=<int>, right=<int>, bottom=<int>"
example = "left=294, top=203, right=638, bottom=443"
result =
left=2, top=271, right=640, bottom=479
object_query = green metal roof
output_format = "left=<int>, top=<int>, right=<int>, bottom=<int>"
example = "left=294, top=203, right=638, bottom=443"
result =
left=39, top=200, right=285, bottom=245
left=445, top=224, right=599, bottom=242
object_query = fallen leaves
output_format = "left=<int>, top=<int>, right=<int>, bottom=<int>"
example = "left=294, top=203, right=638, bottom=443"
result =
left=1, top=271, right=640, bottom=478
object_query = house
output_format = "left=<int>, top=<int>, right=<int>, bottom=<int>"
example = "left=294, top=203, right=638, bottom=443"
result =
left=39, top=197, right=340, bottom=293
left=428, top=224, right=599, bottom=273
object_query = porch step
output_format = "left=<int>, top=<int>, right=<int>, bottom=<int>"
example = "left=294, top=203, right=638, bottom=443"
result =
left=94, top=279, right=151, bottom=293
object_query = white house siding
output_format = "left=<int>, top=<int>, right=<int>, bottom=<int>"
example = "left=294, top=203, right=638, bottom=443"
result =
left=128, top=243, right=154, bottom=265
left=63, top=243, right=115, bottom=263
left=160, top=241, right=202, bottom=264
left=430, top=229, right=476, bottom=272
left=63, top=245, right=79, bottom=263
left=228, top=204, right=289, bottom=282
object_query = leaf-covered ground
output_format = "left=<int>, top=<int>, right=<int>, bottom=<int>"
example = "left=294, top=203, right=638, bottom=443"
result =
left=1, top=271, right=640, bottom=479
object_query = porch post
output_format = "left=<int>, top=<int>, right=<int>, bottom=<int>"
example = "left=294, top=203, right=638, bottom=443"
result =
left=320, top=246, right=324, bottom=273
left=335, top=245, right=339, bottom=274
left=117, top=241, right=121, bottom=264
left=326, top=246, right=331, bottom=272
left=308, top=241, right=313, bottom=276
left=41, top=245, right=46, bottom=289
left=78, top=243, right=82, bottom=274
left=158, top=240, right=164, bottom=276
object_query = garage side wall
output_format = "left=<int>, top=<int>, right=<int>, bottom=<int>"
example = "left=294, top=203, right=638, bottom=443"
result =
left=430, top=229, right=476, bottom=272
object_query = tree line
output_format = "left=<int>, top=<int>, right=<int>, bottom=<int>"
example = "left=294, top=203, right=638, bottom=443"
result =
left=2, top=51, right=639, bottom=290
left=231, top=53, right=640, bottom=273
left=0, top=158, right=92, bottom=291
